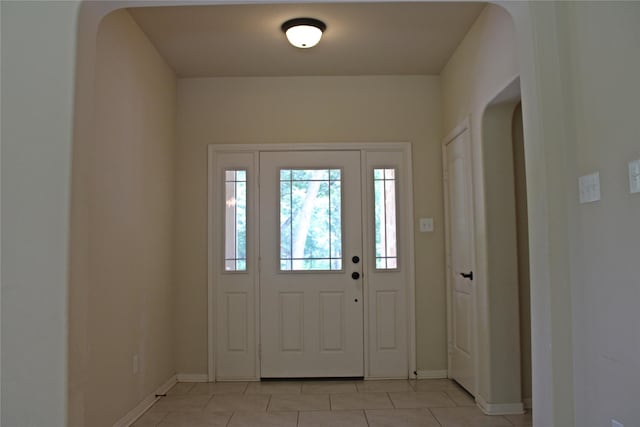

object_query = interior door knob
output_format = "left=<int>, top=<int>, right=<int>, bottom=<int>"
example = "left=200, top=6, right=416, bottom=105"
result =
left=351, top=272, right=360, bottom=280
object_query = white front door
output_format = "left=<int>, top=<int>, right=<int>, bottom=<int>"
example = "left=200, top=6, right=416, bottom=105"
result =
left=259, top=151, right=364, bottom=377
left=445, top=129, right=475, bottom=394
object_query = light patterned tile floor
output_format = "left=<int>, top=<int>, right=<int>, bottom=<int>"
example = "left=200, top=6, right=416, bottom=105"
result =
left=133, top=379, right=532, bottom=427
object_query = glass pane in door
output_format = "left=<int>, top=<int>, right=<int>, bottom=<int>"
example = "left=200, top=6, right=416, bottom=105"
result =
left=279, top=169, right=342, bottom=271
left=224, top=170, right=247, bottom=271
left=374, top=168, right=398, bottom=270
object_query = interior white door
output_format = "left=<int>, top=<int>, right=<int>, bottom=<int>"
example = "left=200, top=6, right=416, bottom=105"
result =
left=446, top=129, right=475, bottom=394
left=259, top=151, right=364, bottom=378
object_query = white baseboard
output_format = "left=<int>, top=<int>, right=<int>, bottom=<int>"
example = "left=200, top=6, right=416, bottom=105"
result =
left=523, top=397, right=532, bottom=409
left=477, top=395, right=525, bottom=415
left=176, top=373, right=209, bottom=382
left=216, top=376, right=260, bottom=382
left=113, top=374, right=177, bottom=427
left=416, top=370, right=448, bottom=379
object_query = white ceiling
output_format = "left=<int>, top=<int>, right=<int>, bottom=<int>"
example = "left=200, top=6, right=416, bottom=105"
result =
left=129, top=2, right=486, bottom=78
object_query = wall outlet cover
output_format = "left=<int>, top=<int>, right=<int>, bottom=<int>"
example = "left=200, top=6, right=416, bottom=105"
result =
left=419, top=217, right=434, bottom=232
left=579, top=172, right=601, bottom=204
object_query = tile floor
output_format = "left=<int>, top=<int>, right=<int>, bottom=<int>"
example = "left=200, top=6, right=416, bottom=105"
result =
left=133, top=379, right=532, bottom=427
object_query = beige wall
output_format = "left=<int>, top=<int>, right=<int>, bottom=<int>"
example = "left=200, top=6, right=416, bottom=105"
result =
left=174, top=75, right=445, bottom=375
left=79, top=9, right=177, bottom=427
left=482, top=98, right=523, bottom=406
left=441, top=3, right=522, bottom=407
left=509, top=2, right=577, bottom=423
left=557, top=3, right=640, bottom=426
left=512, top=103, right=532, bottom=403
left=1, top=2, right=79, bottom=426
left=441, top=5, right=518, bottom=132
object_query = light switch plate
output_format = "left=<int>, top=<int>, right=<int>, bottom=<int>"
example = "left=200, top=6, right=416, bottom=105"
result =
left=629, top=159, right=640, bottom=194
left=419, top=218, right=434, bottom=232
left=579, top=172, right=601, bottom=204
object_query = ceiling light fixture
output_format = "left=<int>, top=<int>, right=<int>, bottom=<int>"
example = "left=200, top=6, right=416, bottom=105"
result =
left=281, top=18, right=326, bottom=49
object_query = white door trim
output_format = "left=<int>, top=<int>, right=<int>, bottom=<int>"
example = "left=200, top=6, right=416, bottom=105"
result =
left=442, top=118, right=478, bottom=396
left=208, top=142, right=416, bottom=381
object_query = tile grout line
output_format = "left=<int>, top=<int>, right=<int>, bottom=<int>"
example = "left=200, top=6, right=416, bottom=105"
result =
left=223, top=410, right=234, bottom=427
left=362, top=408, right=371, bottom=427
left=387, top=392, right=396, bottom=409
left=503, top=413, right=517, bottom=427
left=205, top=391, right=216, bottom=407
left=266, top=394, right=273, bottom=412
left=427, top=407, right=445, bottom=427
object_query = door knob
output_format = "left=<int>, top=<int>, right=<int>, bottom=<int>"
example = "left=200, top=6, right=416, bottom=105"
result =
left=352, top=256, right=360, bottom=264
left=459, top=271, right=473, bottom=281
left=351, top=272, right=360, bottom=280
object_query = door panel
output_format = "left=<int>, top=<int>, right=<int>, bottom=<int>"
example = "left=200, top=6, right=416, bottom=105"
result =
left=376, top=291, right=398, bottom=350
left=446, top=129, right=475, bottom=394
left=279, top=292, right=304, bottom=352
left=259, top=151, right=364, bottom=378
left=227, top=293, right=248, bottom=352
left=319, top=292, right=345, bottom=352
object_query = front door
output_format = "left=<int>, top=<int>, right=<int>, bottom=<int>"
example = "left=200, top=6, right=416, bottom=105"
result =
left=259, top=151, right=364, bottom=377
left=445, top=128, right=475, bottom=394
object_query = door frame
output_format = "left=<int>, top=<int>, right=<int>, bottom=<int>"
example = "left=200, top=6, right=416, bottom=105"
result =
left=442, top=118, right=478, bottom=397
left=208, top=142, right=416, bottom=381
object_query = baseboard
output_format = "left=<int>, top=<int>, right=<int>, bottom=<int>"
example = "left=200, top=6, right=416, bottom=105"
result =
left=216, top=376, right=260, bottom=382
left=416, top=370, right=448, bottom=379
left=523, top=397, right=532, bottom=409
left=113, top=374, right=177, bottom=427
left=476, top=395, right=525, bottom=415
left=176, top=373, right=209, bottom=382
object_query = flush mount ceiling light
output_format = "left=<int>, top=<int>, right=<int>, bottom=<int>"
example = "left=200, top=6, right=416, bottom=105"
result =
left=281, top=18, right=326, bottom=49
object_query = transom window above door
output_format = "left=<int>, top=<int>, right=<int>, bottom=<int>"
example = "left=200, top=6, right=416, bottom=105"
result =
left=279, top=168, right=343, bottom=271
